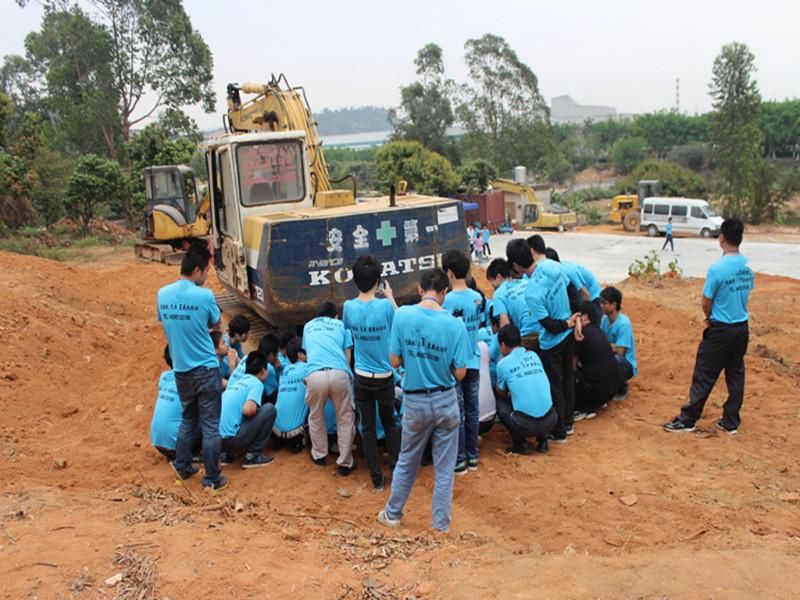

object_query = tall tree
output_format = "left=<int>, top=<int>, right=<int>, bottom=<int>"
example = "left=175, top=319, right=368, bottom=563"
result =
left=456, top=34, right=549, bottom=171
left=708, top=42, right=763, bottom=219
left=389, top=43, right=455, bottom=157
left=24, top=5, right=122, bottom=158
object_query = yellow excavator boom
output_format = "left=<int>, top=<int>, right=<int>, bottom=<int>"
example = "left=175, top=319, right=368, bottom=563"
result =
left=226, top=75, right=336, bottom=195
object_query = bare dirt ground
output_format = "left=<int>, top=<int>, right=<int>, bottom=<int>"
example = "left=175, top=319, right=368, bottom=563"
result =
left=1, top=249, right=799, bottom=599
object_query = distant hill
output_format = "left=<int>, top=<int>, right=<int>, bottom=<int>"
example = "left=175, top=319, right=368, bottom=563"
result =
left=315, top=106, right=391, bottom=136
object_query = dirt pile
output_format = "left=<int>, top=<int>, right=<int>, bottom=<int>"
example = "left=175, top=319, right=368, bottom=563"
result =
left=0, top=250, right=799, bottom=598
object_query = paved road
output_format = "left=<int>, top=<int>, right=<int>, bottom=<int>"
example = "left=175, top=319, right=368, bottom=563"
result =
left=486, top=231, right=800, bottom=283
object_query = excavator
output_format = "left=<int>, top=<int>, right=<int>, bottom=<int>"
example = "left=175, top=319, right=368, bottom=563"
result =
left=610, top=179, right=661, bottom=232
left=134, top=165, right=211, bottom=264
left=203, top=74, right=467, bottom=325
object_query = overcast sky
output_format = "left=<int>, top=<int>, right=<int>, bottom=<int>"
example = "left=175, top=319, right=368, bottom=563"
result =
left=3, top=0, right=798, bottom=131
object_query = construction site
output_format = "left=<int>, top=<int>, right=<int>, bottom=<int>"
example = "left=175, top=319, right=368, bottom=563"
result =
left=0, top=239, right=797, bottom=598
left=3, top=2, right=800, bottom=597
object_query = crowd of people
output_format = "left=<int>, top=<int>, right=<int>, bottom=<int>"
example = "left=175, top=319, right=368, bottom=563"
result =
left=151, top=218, right=752, bottom=532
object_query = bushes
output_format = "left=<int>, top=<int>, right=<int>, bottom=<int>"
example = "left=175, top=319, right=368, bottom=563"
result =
left=666, top=143, right=707, bottom=171
left=375, top=140, right=460, bottom=196
left=621, top=160, right=707, bottom=198
left=610, top=136, right=647, bottom=174
left=65, top=154, right=124, bottom=231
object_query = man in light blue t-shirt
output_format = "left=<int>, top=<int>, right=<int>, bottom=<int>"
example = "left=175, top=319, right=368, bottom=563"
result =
left=496, top=324, right=557, bottom=455
left=508, top=236, right=579, bottom=444
left=486, top=258, right=541, bottom=350
left=442, top=249, right=484, bottom=475
left=378, top=268, right=470, bottom=533
left=343, top=254, right=400, bottom=490
left=273, top=338, right=308, bottom=453
left=150, top=344, right=197, bottom=460
left=665, top=219, right=754, bottom=434
left=303, top=301, right=355, bottom=475
left=219, top=351, right=276, bottom=468
left=600, top=286, right=638, bottom=400
left=157, top=245, right=226, bottom=490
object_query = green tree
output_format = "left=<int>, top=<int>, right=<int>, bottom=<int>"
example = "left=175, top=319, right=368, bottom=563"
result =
left=610, top=136, right=647, bottom=174
left=632, top=111, right=708, bottom=157
left=65, top=153, right=124, bottom=231
left=456, top=34, right=549, bottom=171
left=623, top=159, right=707, bottom=198
left=760, top=99, right=800, bottom=158
left=375, top=140, right=460, bottom=196
left=708, top=42, right=763, bottom=219
left=389, top=44, right=455, bottom=157
left=458, top=159, right=497, bottom=193
left=666, top=142, right=707, bottom=171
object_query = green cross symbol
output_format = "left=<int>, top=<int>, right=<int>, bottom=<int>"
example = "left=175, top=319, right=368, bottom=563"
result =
left=375, top=220, right=397, bottom=247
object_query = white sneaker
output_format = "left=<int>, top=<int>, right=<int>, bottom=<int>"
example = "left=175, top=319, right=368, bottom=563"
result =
left=378, top=510, right=401, bottom=528
left=612, top=391, right=628, bottom=402
left=573, top=411, right=596, bottom=422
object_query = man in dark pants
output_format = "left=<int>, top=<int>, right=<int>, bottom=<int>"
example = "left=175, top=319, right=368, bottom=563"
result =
left=342, top=255, right=400, bottom=490
left=506, top=237, right=579, bottom=443
left=219, top=351, right=277, bottom=468
left=664, top=218, right=754, bottom=434
left=157, top=244, right=227, bottom=490
left=495, top=324, right=557, bottom=454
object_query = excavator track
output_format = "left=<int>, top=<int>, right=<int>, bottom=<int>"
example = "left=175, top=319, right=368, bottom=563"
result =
left=214, top=290, right=275, bottom=339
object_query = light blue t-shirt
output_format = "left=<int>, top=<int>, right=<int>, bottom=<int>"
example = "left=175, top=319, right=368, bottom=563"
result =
left=703, top=253, right=754, bottom=324
left=559, top=261, right=587, bottom=294
left=228, top=356, right=277, bottom=397
left=219, top=374, right=264, bottom=438
left=477, top=327, right=501, bottom=388
left=342, top=297, right=395, bottom=374
left=666, top=222, right=673, bottom=236
left=302, top=317, right=353, bottom=376
left=496, top=347, right=552, bottom=418
left=389, top=305, right=471, bottom=391
left=492, top=279, right=540, bottom=336
left=224, top=334, right=244, bottom=358
left=443, top=289, right=484, bottom=370
left=525, top=259, right=572, bottom=350
left=601, top=313, right=638, bottom=376
left=274, top=361, right=308, bottom=433
left=577, top=264, right=601, bottom=300
left=482, top=228, right=490, bottom=242
left=483, top=299, right=494, bottom=326
left=150, top=370, right=182, bottom=450
left=157, top=279, right=221, bottom=373
left=277, top=352, right=288, bottom=377
left=219, top=355, right=232, bottom=381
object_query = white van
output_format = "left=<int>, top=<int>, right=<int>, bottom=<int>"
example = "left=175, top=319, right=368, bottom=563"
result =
left=640, top=197, right=724, bottom=238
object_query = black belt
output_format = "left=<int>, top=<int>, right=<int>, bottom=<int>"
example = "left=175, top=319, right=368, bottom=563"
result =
left=404, top=386, right=454, bottom=395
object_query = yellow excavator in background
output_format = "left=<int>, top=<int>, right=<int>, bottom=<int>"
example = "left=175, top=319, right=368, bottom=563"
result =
left=134, top=165, right=211, bottom=264
left=491, top=178, right=578, bottom=230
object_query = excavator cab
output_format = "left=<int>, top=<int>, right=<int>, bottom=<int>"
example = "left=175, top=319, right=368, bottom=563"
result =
left=143, top=165, right=200, bottom=239
left=638, top=179, right=661, bottom=203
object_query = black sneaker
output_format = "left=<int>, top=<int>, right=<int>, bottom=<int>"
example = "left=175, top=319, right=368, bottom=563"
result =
left=715, top=419, right=738, bottom=435
left=204, top=476, right=229, bottom=491
left=312, top=455, right=327, bottom=467
left=663, top=417, right=695, bottom=433
left=566, top=425, right=574, bottom=436
left=573, top=411, right=596, bottom=422
left=372, top=474, right=386, bottom=491
left=505, top=443, right=533, bottom=456
left=220, top=452, right=234, bottom=466
left=242, top=453, right=274, bottom=469
left=170, top=461, right=198, bottom=480
left=337, top=463, right=355, bottom=477
left=536, top=437, right=549, bottom=454
left=549, top=433, right=568, bottom=444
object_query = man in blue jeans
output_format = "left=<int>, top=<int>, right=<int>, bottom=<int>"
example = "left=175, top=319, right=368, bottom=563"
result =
left=442, top=249, right=483, bottom=475
left=157, top=244, right=227, bottom=490
left=378, top=268, right=470, bottom=532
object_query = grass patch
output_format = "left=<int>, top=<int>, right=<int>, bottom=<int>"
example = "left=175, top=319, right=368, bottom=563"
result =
left=0, top=223, right=137, bottom=261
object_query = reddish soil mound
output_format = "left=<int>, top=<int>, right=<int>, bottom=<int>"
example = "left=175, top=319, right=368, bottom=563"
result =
left=1, top=251, right=799, bottom=598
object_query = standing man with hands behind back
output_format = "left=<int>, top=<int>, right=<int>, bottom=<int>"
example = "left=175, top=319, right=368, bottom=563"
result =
left=664, top=218, right=754, bottom=434
left=378, top=268, right=471, bottom=533
left=157, top=244, right=228, bottom=491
